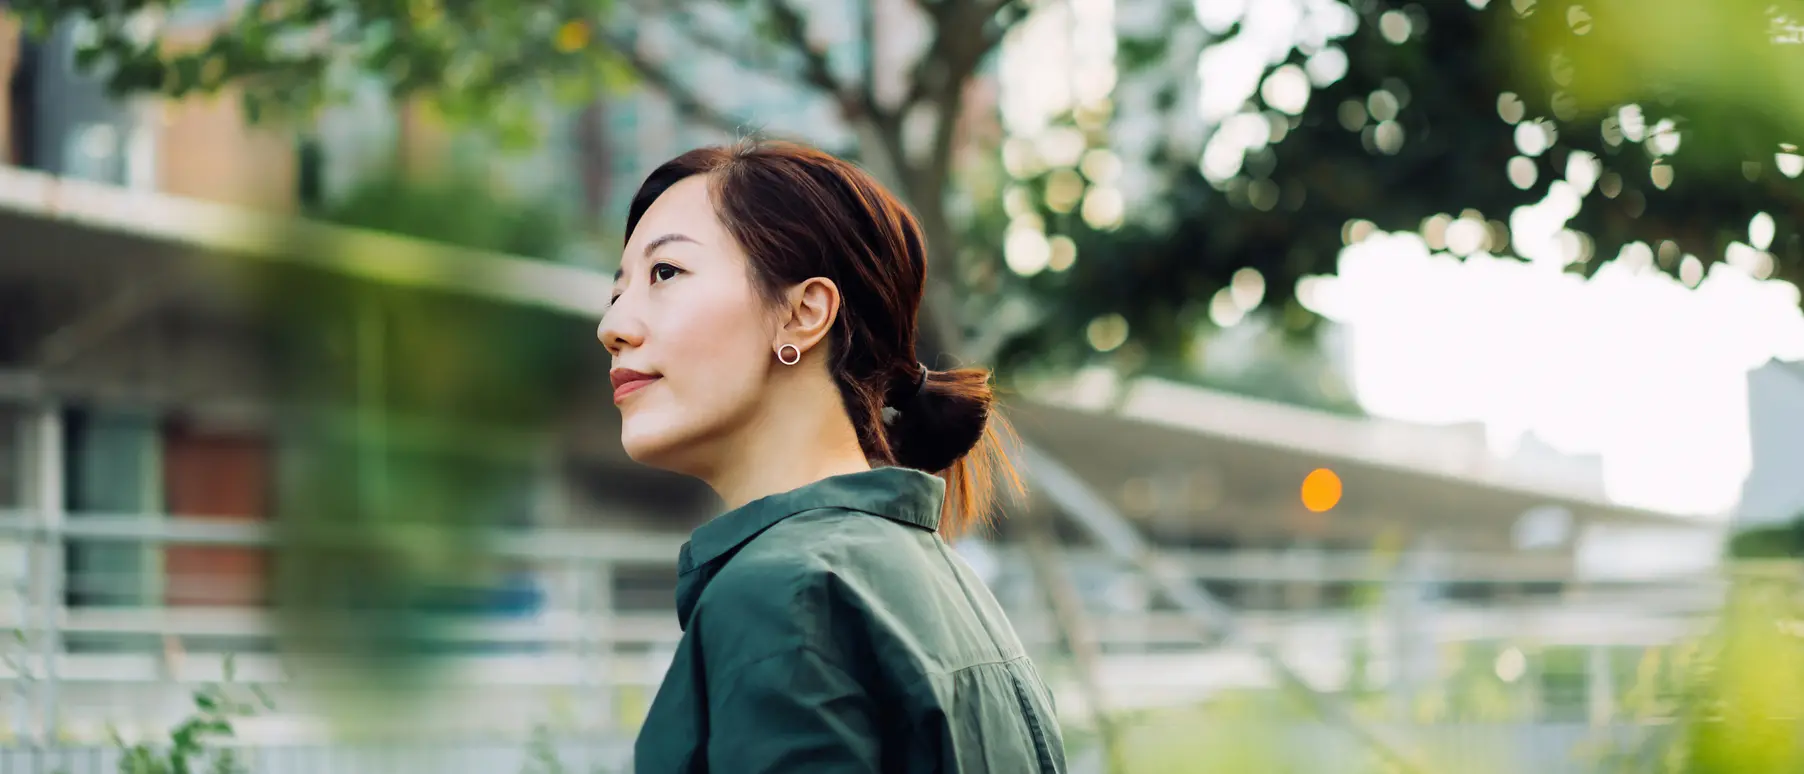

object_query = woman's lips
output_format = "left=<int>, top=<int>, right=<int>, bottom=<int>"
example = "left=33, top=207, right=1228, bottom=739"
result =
left=610, top=369, right=660, bottom=404
left=614, top=377, right=657, bottom=403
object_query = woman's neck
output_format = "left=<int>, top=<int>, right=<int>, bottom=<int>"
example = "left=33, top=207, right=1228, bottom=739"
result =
left=706, top=378, right=872, bottom=510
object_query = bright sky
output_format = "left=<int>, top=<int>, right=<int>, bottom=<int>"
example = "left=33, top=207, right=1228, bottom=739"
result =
left=1313, top=227, right=1804, bottom=518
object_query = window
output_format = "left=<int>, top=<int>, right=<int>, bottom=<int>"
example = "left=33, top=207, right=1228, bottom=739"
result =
left=0, top=405, right=23, bottom=509
left=62, top=406, right=162, bottom=609
left=0, top=407, right=28, bottom=618
left=61, top=122, right=124, bottom=185
left=62, top=406, right=164, bottom=654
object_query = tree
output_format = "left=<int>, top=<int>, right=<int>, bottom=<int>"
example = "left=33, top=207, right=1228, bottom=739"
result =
left=1727, top=513, right=1804, bottom=559
left=983, top=0, right=1804, bottom=376
left=12, top=0, right=1804, bottom=371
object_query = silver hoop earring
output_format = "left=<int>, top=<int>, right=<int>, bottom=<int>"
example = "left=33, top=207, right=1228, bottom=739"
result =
left=777, top=344, right=802, bottom=366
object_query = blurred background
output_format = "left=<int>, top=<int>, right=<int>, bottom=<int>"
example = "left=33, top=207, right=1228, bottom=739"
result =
left=1, top=0, right=1802, bottom=771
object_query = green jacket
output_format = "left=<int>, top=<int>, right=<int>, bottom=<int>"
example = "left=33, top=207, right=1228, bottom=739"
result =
left=632, top=467, right=1067, bottom=773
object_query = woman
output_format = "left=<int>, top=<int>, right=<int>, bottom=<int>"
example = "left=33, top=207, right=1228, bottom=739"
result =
left=598, top=140, right=1067, bottom=773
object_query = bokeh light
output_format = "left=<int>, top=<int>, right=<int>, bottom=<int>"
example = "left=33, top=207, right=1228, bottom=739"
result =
left=1300, top=468, right=1343, bottom=512
left=1087, top=313, right=1130, bottom=351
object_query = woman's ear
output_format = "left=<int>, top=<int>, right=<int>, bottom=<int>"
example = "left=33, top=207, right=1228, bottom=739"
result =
left=777, top=277, right=841, bottom=357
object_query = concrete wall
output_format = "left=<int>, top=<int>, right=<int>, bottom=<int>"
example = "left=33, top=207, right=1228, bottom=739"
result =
left=153, top=92, right=298, bottom=210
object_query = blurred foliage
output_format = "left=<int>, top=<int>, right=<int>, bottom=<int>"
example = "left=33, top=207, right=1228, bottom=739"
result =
left=1081, top=576, right=1804, bottom=774
left=85, top=658, right=620, bottom=773
left=112, top=655, right=271, bottom=774
left=310, top=164, right=578, bottom=262
left=1517, top=0, right=1804, bottom=168
left=988, top=0, right=1804, bottom=376
left=216, top=169, right=593, bottom=690
left=1586, top=570, right=1804, bottom=773
left=1672, top=574, right=1804, bottom=773
left=16, top=0, right=1804, bottom=380
left=241, top=259, right=590, bottom=689
left=7, top=0, right=637, bottom=146
left=1727, top=514, right=1804, bottom=559
left=1513, top=0, right=1804, bottom=281
left=1097, top=687, right=1538, bottom=773
left=523, top=723, right=620, bottom=774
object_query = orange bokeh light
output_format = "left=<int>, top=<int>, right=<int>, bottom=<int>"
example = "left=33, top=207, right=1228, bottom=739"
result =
left=554, top=20, right=591, bottom=53
left=1301, top=468, right=1342, bottom=513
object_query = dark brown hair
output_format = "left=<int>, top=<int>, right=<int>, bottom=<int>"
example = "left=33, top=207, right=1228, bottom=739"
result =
left=624, top=139, right=1022, bottom=538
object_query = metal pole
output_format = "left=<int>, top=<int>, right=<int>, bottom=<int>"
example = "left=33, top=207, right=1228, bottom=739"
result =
left=7, top=407, right=31, bottom=744
left=30, top=405, right=63, bottom=748
left=1019, top=514, right=1126, bottom=773
left=1587, top=644, right=1615, bottom=726
left=591, top=558, right=616, bottom=733
left=1016, top=441, right=1430, bottom=774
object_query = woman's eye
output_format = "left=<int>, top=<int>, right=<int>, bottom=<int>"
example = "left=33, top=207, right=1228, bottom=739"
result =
left=651, top=263, right=683, bottom=283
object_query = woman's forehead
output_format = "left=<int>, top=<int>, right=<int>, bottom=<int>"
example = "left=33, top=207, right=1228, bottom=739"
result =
left=630, top=179, right=719, bottom=242
left=620, top=177, right=744, bottom=272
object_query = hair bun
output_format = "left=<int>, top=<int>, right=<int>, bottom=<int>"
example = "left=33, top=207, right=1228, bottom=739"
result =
left=885, top=363, right=930, bottom=410
left=887, top=367, right=993, bottom=474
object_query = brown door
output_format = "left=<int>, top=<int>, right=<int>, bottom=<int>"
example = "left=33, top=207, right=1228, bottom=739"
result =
left=162, top=425, right=270, bottom=607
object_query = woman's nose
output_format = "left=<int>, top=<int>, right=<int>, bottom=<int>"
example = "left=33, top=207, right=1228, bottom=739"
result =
left=597, top=305, right=643, bottom=357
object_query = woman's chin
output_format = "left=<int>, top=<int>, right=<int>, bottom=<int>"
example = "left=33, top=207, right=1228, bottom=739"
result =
left=621, top=435, right=669, bottom=466
left=620, top=427, right=687, bottom=471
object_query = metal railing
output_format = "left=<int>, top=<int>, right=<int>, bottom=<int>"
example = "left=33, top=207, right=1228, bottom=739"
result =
left=0, top=506, right=1724, bottom=744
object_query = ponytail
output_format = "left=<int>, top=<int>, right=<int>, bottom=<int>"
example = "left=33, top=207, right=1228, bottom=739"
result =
left=885, top=366, right=1025, bottom=540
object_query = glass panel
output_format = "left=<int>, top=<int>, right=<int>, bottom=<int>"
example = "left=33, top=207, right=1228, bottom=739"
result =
left=0, top=406, right=28, bottom=617
left=0, top=405, right=22, bottom=510
left=63, top=407, right=160, bottom=609
left=61, top=122, right=125, bottom=185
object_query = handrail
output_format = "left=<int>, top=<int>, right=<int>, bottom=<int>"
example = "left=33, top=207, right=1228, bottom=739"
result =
left=0, top=511, right=690, bottom=563
left=0, top=509, right=1737, bottom=584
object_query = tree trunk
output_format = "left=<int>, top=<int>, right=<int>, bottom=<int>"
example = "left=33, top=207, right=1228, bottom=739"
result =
left=847, top=113, right=968, bottom=367
left=909, top=189, right=967, bottom=368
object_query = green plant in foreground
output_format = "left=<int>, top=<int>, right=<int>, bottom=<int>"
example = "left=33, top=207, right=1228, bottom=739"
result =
left=521, top=722, right=618, bottom=774
left=114, top=655, right=274, bottom=774
left=1579, top=569, right=1804, bottom=774
left=521, top=724, right=569, bottom=774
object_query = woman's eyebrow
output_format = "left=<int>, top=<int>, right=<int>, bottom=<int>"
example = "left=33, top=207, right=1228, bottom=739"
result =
left=644, top=233, right=700, bottom=256
left=616, top=233, right=701, bottom=281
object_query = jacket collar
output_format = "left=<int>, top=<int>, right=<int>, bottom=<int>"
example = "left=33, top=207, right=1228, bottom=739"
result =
left=673, top=466, right=945, bottom=624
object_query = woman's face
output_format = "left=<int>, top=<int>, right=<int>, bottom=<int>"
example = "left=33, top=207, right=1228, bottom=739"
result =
left=598, top=175, right=776, bottom=473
